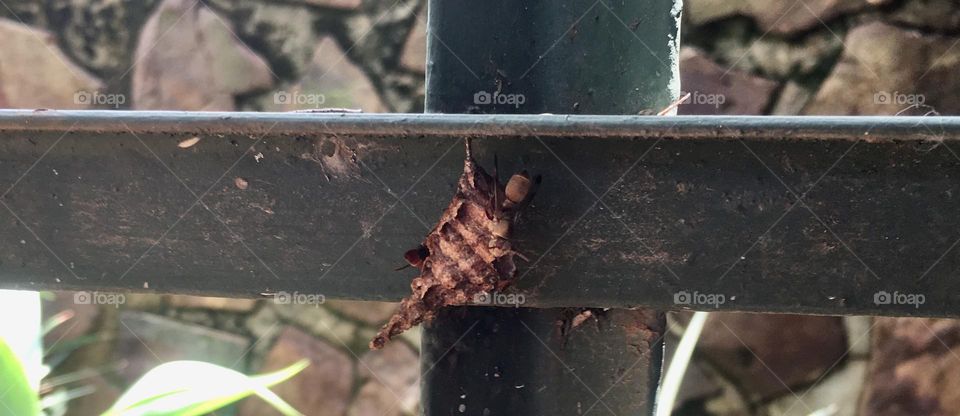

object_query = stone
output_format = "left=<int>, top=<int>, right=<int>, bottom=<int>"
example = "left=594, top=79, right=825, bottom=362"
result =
left=206, top=0, right=321, bottom=79
left=115, top=311, right=250, bottom=384
left=175, top=309, right=215, bottom=327
left=299, top=0, right=361, bottom=9
left=0, top=1, right=45, bottom=26
left=238, top=326, right=353, bottom=416
left=358, top=341, right=419, bottom=414
left=684, top=0, right=746, bottom=27
left=686, top=0, right=878, bottom=34
left=678, top=47, right=778, bottom=115
left=400, top=9, right=426, bottom=73
left=121, top=293, right=164, bottom=312
left=338, top=1, right=423, bottom=112
left=166, top=294, right=257, bottom=312
left=243, top=305, right=283, bottom=367
left=697, top=313, right=848, bottom=400
left=44, top=0, right=159, bottom=80
left=256, top=37, right=387, bottom=112
left=888, top=0, right=960, bottom=33
left=0, top=19, right=104, bottom=109
left=245, top=304, right=282, bottom=339
left=859, top=318, right=960, bottom=415
left=271, top=302, right=365, bottom=351
left=326, top=300, right=398, bottom=325
left=769, top=81, right=814, bottom=115
left=211, top=311, right=246, bottom=334
left=805, top=22, right=960, bottom=115
left=765, top=360, right=867, bottom=416
left=349, top=381, right=404, bottom=416
left=705, top=20, right=844, bottom=79
left=132, top=0, right=273, bottom=110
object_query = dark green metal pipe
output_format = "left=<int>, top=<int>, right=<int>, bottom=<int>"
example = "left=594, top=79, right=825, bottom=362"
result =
left=420, top=0, right=679, bottom=414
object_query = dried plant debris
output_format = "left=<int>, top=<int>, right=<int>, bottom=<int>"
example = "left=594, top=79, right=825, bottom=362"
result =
left=371, top=139, right=540, bottom=349
left=177, top=136, right=201, bottom=148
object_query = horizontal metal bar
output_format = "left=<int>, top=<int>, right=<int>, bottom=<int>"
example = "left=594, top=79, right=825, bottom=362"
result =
left=2, top=110, right=959, bottom=141
left=2, top=110, right=959, bottom=318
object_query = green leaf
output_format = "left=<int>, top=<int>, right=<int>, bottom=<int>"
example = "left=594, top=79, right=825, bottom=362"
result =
left=102, top=360, right=308, bottom=416
left=0, top=290, right=43, bottom=391
left=0, top=339, right=42, bottom=416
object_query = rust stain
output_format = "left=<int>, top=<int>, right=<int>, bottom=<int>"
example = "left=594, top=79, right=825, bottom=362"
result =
left=618, top=250, right=689, bottom=265
left=621, top=309, right=663, bottom=351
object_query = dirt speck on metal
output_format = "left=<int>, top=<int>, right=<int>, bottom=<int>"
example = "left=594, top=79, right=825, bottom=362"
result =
left=234, top=177, right=249, bottom=190
left=177, top=136, right=201, bottom=149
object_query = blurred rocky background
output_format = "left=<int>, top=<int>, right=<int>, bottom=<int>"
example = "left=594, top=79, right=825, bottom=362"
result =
left=3, top=0, right=960, bottom=415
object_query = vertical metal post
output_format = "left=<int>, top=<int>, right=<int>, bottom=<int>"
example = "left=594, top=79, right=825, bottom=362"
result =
left=421, top=0, right=680, bottom=414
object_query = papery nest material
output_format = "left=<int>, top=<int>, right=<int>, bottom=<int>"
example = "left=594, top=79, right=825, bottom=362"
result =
left=370, top=139, right=539, bottom=349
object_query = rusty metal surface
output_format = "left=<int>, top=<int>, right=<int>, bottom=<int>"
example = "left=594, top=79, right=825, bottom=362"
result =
left=1, top=111, right=960, bottom=317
